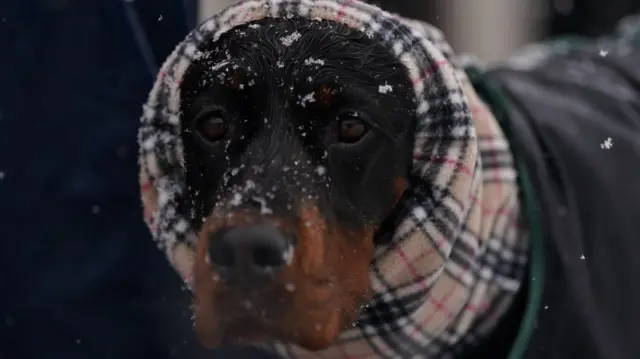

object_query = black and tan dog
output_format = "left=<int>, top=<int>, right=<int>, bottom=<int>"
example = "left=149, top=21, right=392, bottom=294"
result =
left=180, top=17, right=415, bottom=350
left=138, top=1, right=640, bottom=358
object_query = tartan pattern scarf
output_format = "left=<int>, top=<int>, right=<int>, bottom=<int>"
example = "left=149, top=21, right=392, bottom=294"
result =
left=137, top=0, right=529, bottom=357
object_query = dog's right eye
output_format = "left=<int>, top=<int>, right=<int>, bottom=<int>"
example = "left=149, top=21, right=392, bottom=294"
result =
left=195, top=110, right=228, bottom=143
left=336, top=111, right=369, bottom=144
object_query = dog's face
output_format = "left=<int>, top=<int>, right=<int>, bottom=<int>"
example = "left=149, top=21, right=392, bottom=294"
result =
left=179, top=18, right=415, bottom=350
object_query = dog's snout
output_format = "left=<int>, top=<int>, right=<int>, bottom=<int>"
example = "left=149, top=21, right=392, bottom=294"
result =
left=208, top=225, right=291, bottom=283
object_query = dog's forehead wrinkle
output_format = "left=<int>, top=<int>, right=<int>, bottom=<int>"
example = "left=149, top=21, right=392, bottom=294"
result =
left=225, top=136, right=319, bottom=185
left=206, top=17, right=403, bottom=84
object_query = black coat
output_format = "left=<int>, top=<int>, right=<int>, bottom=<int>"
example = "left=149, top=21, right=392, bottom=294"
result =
left=0, top=1, right=269, bottom=358
left=463, top=42, right=640, bottom=359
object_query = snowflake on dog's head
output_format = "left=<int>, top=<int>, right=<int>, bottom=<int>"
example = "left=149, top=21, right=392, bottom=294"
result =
left=280, top=31, right=302, bottom=46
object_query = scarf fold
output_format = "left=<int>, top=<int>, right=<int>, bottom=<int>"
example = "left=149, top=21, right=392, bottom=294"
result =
left=137, top=1, right=529, bottom=357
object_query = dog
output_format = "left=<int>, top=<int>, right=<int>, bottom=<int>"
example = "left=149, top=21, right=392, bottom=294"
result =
left=178, top=17, right=415, bottom=350
left=138, top=1, right=640, bottom=358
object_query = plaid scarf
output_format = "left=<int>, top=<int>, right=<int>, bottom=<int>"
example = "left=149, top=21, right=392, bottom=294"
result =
left=137, top=1, right=529, bottom=357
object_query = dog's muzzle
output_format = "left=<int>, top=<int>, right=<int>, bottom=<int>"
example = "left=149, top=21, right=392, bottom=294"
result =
left=207, top=225, right=293, bottom=286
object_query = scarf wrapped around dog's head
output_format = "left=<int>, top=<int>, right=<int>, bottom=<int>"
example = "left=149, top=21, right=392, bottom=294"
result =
left=138, top=0, right=526, bottom=357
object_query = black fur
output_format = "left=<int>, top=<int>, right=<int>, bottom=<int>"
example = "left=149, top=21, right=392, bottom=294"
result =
left=179, top=17, right=416, bottom=243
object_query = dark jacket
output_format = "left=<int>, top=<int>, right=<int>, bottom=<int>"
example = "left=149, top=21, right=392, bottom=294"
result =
left=463, top=35, right=640, bottom=359
left=1, top=1, right=268, bottom=358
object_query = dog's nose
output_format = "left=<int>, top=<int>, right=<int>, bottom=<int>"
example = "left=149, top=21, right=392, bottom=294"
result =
left=208, top=225, right=290, bottom=283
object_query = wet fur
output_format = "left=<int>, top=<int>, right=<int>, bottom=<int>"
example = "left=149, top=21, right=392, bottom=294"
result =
left=179, top=17, right=416, bottom=350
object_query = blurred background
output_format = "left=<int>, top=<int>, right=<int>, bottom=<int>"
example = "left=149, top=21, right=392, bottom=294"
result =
left=202, top=0, right=639, bottom=63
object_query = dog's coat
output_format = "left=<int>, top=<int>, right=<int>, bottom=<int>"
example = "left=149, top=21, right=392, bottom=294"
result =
left=463, top=22, right=640, bottom=358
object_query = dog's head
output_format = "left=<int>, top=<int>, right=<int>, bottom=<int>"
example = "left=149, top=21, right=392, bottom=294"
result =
left=179, top=17, right=416, bottom=350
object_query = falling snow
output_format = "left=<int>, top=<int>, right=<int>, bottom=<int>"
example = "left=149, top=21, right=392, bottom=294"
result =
left=315, top=165, right=327, bottom=176
left=0, top=172, right=4, bottom=180
left=280, top=31, right=302, bottom=47
left=599, top=49, right=608, bottom=57
left=600, top=137, right=613, bottom=149
left=580, top=254, right=586, bottom=260
left=157, top=14, right=163, bottom=21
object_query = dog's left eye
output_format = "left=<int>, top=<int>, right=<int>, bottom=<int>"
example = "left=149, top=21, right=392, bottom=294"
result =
left=337, top=111, right=369, bottom=143
left=195, top=110, right=228, bottom=143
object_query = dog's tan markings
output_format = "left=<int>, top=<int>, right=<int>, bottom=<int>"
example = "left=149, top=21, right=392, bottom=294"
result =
left=295, top=204, right=327, bottom=275
left=275, top=203, right=338, bottom=350
left=193, top=216, right=224, bottom=348
left=193, top=205, right=376, bottom=351
left=193, top=211, right=293, bottom=348
left=274, top=203, right=375, bottom=350
left=394, top=176, right=408, bottom=204
left=330, top=225, right=375, bottom=331
left=315, top=84, right=334, bottom=108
